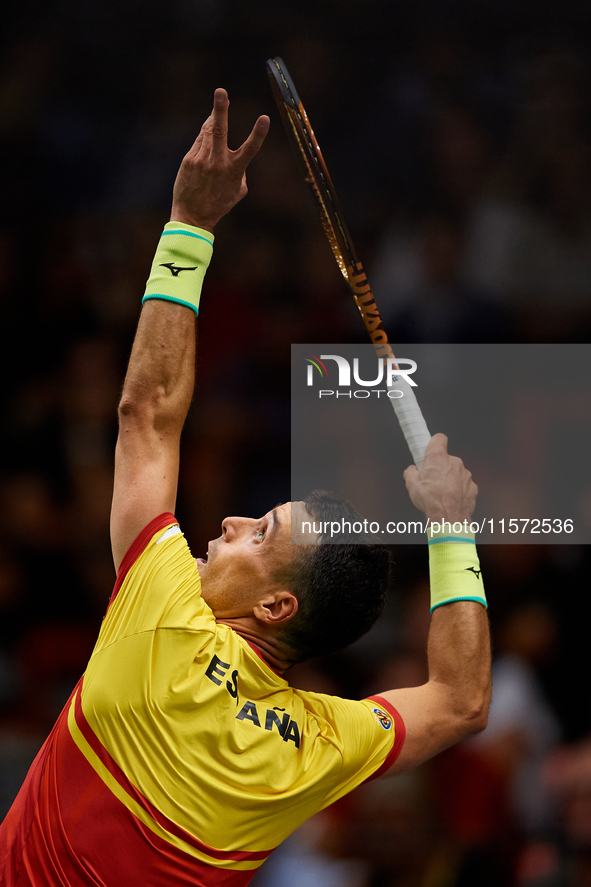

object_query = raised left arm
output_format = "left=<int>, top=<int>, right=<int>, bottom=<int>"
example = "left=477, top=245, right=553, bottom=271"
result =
left=110, top=89, right=269, bottom=570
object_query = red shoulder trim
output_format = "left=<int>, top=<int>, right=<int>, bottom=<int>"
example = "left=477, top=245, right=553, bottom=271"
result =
left=363, top=694, right=406, bottom=781
left=106, top=513, right=178, bottom=615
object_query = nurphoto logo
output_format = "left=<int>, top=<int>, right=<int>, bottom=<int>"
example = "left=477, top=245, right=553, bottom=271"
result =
left=304, top=353, right=418, bottom=399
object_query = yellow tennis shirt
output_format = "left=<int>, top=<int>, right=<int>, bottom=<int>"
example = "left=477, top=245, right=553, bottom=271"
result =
left=0, top=513, right=404, bottom=887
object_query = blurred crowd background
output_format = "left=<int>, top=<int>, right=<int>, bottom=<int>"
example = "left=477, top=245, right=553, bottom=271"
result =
left=2, top=1, right=591, bottom=885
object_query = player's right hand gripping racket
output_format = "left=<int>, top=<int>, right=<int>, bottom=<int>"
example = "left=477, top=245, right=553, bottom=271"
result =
left=266, top=57, right=431, bottom=466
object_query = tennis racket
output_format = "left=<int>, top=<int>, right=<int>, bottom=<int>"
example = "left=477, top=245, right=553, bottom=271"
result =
left=266, top=57, right=431, bottom=466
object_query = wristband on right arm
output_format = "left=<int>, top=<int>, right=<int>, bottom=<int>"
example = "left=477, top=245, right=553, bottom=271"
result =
left=427, top=524, right=487, bottom=613
left=142, top=222, right=214, bottom=315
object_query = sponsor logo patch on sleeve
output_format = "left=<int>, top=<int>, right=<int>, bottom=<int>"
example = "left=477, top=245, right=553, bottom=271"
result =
left=372, top=707, right=393, bottom=731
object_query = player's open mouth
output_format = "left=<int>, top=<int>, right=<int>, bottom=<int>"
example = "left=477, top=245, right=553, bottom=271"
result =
left=197, top=542, right=213, bottom=567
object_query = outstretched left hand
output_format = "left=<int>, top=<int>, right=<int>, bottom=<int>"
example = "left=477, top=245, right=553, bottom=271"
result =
left=170, top=88, right=270, bottom=232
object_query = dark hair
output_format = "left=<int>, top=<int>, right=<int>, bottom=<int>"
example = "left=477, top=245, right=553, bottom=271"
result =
left=276, top=490, right=391, bottom=662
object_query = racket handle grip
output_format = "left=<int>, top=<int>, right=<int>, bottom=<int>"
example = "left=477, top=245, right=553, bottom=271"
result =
left=389, top=380, right=431, bottom=467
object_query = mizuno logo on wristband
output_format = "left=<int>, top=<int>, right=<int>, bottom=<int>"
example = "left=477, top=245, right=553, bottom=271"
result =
left=465, top=566, right=482, bottom=580
left=160, top=262, right=198, bottom=276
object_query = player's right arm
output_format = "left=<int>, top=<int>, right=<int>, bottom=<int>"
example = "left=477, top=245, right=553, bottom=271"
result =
left=379, top=434, right=492, bottom=775
left=110, top=89, right=269, bottom=571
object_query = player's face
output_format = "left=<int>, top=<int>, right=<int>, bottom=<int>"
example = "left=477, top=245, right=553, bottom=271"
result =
left=197, top=501, right=300, bottom=617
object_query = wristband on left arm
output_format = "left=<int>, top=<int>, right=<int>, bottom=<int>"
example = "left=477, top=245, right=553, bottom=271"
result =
left=427, top=525, right=487, bottom=613
left=142, top=222, right=214, bottom=315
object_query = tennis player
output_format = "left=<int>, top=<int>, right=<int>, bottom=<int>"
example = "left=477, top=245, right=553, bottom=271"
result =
left=0, top=89, right=491, bottom=887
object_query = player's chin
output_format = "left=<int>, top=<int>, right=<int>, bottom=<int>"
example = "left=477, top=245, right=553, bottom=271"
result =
left=195, top=557, right=208, bottom=577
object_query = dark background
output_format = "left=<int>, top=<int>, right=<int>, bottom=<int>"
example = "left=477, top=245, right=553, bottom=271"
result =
left=1, top=2, right=591, bottom=885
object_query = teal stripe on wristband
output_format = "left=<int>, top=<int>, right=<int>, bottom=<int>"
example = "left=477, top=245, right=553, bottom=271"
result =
left=428, top=536, right=476, bottom=546
left=431, top=595, right=488, bottom=612
left=142, top=294, right=201, bottom=313
left=161, top=229, right=214, bottom=245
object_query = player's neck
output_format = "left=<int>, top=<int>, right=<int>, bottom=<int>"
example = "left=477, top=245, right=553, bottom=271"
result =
left=216, top=617, right=295, bottom=673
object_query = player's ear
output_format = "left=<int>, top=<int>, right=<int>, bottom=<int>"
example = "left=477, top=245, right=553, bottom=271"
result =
left=254, top=591, right=298, bottom=625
